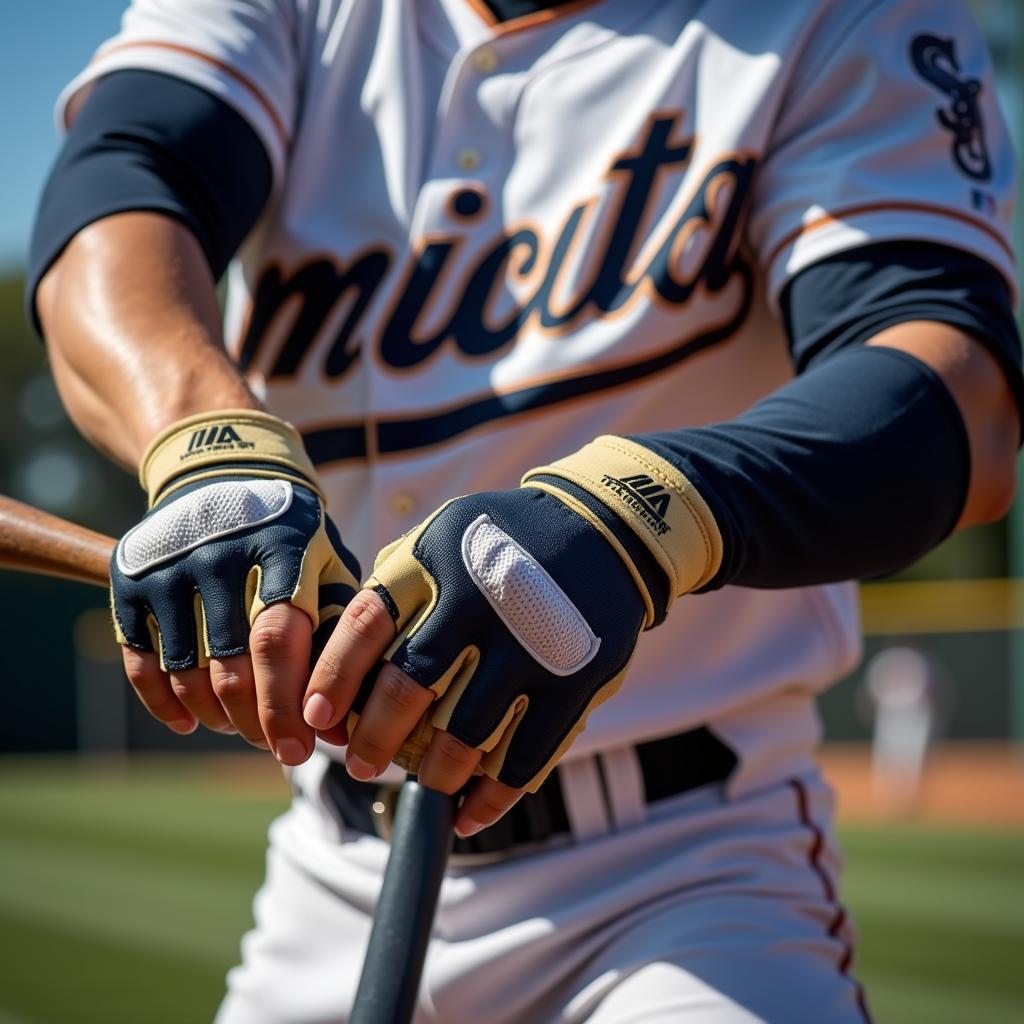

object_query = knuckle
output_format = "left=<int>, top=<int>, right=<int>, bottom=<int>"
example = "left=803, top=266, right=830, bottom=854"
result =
left=258, top=696, right=299, bottom=726
left=169, top=676, right=197, bottom=701
left=433, top=731, right=477, bottom=767
left=255, top=601, right=298, bottom=628
left=211, top=669, right=251, bottom=705
left=122, top=648, right=156, bottom=682
left=248, top=622, right=293, bottom=661
left=311, top=650, right=348, bottom=688
left=342, top=592, right=393, bottom=643
left=121, top=646, right=146, bottom=671
left=353, top=735, right=389, bottom=760
left=478, top=793, right=517, bottom=818
left=376, top=665, right=424, bottom=711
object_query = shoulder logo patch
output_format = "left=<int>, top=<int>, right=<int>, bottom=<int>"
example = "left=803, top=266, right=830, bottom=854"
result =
left=910, top=33, right=991, bottom=182
left=600, top=473, right=672, bottom=536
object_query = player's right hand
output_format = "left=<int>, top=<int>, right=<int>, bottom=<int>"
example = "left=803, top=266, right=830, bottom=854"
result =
left=109, top=410, right=361, bottom=764
left=304, top=435, right=725, bottom=833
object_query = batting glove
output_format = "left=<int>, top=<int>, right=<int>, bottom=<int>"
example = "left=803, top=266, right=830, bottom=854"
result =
left=110, top=410, right=360, bottom=671
left=360, top=435, right=723, bottom=791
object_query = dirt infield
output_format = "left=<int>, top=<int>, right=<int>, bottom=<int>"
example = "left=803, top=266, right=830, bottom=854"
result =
left=820, top=742, right=1024, bottom=826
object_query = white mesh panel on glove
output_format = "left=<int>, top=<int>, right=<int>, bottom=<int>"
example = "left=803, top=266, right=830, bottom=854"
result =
left=117, top=479, right=293, bottom=576
left=461, top=514, right=600, bottom=675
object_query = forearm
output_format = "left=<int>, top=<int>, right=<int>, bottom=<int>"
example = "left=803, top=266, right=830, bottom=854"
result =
left=632, top=322, right=1019, bottom=591
left=867, top=322, right=1019, bottom=528
left=37, top=211, right=259, bottom=468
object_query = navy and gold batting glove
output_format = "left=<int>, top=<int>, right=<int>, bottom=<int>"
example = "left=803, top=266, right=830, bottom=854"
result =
left=363, top=435, right=723, bottom=791
left=110, top=410, right=360, bottom=671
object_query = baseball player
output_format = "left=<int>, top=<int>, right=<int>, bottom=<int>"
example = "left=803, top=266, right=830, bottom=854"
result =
left=28, top=0, right=1022, bottom=1020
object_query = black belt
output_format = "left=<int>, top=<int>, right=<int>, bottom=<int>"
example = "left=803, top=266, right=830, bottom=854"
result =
left=323, top=726, right=737, bottom=858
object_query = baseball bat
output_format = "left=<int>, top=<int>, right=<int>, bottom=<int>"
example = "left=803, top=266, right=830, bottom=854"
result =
left=350, top=781, right=456, bottom=1024
left=0, top=492, right=452, bottom=1024
left=0, top=495, right=114, bottom=584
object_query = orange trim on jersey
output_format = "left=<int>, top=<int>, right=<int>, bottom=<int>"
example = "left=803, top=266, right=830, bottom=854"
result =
left=766, top=200, right=1014, bottom=273
left=464, top=0, right=605, bottom=35
left=93, top=40, right=289, bottom=149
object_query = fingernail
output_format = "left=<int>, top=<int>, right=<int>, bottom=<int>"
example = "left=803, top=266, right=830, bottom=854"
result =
left=303, top=693, right=334, bottom=730
left=346, top=754, right=378, bottom=781
left=216, top=724, right=239, bottom=735
left=275, top=738, right=309, bottom=765
left=169, top=719, right=197, bottom=735
left=455, top=818, right=486, bottom=839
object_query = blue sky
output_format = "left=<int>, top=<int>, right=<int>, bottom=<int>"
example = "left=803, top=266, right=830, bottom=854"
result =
left=0, top=2, right=128, bottom=272
left=0, top=2, right=1021, bottom=274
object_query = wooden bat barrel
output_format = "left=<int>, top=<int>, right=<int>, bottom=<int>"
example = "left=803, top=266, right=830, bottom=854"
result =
left=0, top=495, right=115, bottom=588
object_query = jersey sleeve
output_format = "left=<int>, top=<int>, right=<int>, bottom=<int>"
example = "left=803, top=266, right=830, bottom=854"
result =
left=749, top=0, right=1018, bottom=309
left=56, top=0, right=303, bottom=183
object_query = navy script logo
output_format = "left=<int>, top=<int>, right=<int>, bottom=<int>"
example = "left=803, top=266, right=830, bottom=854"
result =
left=910, top=33, right=992, bottom=182
left=238, top=115, right=756, bottom=383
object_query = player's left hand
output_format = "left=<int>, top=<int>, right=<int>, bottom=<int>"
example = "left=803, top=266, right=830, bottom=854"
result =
left=303, top=436, right=723, bottom=835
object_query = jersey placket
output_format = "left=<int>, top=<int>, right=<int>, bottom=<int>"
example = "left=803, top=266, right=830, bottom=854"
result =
left=368, top=33, right=524, bottom=551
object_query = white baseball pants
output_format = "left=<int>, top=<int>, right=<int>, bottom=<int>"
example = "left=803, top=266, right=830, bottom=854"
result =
left=216, top=749, right=871, bottom=1023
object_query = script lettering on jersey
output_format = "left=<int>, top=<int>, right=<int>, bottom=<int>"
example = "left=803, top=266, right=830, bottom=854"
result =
left=239, top=115, right=756, bottom=380
left=910, top=34, right=992, bottom=182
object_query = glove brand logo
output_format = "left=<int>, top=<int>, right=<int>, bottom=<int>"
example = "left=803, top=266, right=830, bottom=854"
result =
left=910, top=34, right=992, bottom=182
left=183, top=424, right=256, bottom=459
left=600, top=474, right=671, bottom=536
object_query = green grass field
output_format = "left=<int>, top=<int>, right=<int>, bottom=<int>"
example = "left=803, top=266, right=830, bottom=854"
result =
left=0, top=757, right=1021, bottom=1024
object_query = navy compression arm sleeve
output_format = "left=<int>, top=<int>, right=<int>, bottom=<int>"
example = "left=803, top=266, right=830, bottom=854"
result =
left=27, top=69, right=272, bottom=331
left=633, top=245, right=1023, bottom=590
left=639, top=345, right=969, bottom=589
left=784, top=241, right=1024, bottom=418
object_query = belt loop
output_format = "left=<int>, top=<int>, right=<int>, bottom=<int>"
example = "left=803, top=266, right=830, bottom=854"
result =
left=558, top=757, right=612, bottom=842
left=599, top=747, right=647, bottom=830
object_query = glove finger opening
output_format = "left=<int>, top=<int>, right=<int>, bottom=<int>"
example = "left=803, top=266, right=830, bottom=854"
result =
left=148, top=586, right=203, bottom=671
left=197, top=579, right=249, bottom=660
left=111, top=594, right=157, bottom=653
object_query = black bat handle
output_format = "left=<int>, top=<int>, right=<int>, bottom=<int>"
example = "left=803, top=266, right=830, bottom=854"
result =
left=350, top=780, right=456, bottom=1024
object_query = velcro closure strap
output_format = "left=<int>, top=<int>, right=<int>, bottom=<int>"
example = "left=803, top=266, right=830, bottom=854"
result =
left=522, top=435, right=723, bottom=605
left=140, top=409, right=320, bottom=506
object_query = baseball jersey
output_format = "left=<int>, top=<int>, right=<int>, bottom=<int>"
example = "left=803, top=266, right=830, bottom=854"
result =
left=59, top=0, right=1016, bottom=789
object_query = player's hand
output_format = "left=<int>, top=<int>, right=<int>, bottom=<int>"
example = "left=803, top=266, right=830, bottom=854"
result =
left=303, top=436, right=723, bottom=834
left=109, top=410, right=361, bottom=764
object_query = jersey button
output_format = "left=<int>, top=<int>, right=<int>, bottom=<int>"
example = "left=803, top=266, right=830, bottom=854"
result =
left=472, top=48, right=499, bottom=74
left=456, top=148, right=481, bottom=171
left=390, top=491, right=417, bottom=518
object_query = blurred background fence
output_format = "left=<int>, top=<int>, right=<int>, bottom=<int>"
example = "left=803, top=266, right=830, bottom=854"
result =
left=1, top=3, right=1023, bottom=1023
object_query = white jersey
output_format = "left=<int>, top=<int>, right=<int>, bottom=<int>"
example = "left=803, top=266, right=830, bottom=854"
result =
left=61, top=0, right=1016, bottom=790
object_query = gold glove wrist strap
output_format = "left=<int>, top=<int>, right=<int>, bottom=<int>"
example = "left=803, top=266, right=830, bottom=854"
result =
left=140, top=409, right=321, bottom=506
left=522, top=435, right=723, bottom=607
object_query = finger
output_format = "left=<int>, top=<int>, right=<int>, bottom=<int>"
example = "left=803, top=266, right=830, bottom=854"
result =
left=250, top=602, right=314, bottom=766
left=315, top=722, right=350, bottom=747
left=122, top=647, right=197, bottom=734
left=209, top=654, right=269, bottom=749
left=168, top=666, right=237, bottom=734
left=344, top=661, right=434, bottom=781
left=454, top=777, right=526, bottom=838
left=303, top=589, right=398, bottom=732
left=417, top=728, right=482, bottom=796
